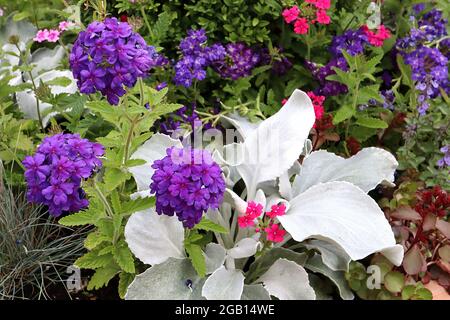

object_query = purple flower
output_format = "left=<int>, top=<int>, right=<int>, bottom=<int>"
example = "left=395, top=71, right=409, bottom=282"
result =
left=23, top=133, right=104, bottom=217
left=150, top=147, right=225, bottom=228
left=437, top=145, right=450, bottom=168
left=330, top=29, right=368, bottom=57
left=70, top=18, right=167, bottom=105
left=173, top=29, right=225, bottom=87
left=212, top=42, right=260, bottom=80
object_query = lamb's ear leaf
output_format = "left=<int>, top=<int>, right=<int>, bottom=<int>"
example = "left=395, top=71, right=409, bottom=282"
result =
left=294, top=147, right=398, bottom=196
left=202, top=266, right=245, bottom=300
left=125, top=258, right=205, bottom=300
left=258, top=258, right=316, bottom=300
left=227, top=238, right=260, bottom=259
left=236, top=89, right=315, bottom=199
left=304, top=254, right=354, bottom=300
left=124, top=209, right=185, bottom=265
left=241, top=284, right=271, bottom=300
left=279, top=181, right=404, bottom=266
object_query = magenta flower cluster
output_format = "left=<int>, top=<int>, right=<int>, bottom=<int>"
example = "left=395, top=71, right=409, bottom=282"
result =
left=23, top=133, right=104, bottom=217
left=69, top=18, right=166, bottom=105
left=150, top=147, right=226, bottom=228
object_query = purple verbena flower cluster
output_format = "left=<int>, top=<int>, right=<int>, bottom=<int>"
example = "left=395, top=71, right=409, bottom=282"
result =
left=173, top=29, right=226, bottom=87
left=150, top=147, right=226, bottom=228
left=306, top=29, right=368, bottom=96
left=212, top=42, right=261, bottom=80
left=70, top=18, right=167, bottom=105
left=23, top=133, right=104, bottom=217
left=259, top=47, right=293, bottom=76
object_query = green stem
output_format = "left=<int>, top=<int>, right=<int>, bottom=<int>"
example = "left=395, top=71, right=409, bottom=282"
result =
left=94, top=182, right=114, bottom=217
left=28, top=71, right=45, bottom=132
left=140, top=7, right=154, bottom=41
left=124, top=115, right=140, bottom=164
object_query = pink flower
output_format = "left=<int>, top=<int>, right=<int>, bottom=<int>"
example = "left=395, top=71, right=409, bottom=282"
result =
left=316, top=9, right=331, bottom=24
left=294, top=18, right=309, bottom=34
left=265, top=224, right=286, bottom=243
left=314, top=0, right=331, bottom=10
left=246, top=201, right=263, bottom=219
left=47, top=29, right=60, bottom=42
left=266, top=203, right=286, bottom=219
left=281, top=98, right=288, bottom=106
left=238, top=214, right=256, bottom=228
left=307, top=91, right=326, bottom=127
left=59, top=21, right=75, bottom=31
left=33, top=29, right=50, bottom=43
left=362, top=25, right=391, bottom=47
left=282, top=6, right=300, bottom=24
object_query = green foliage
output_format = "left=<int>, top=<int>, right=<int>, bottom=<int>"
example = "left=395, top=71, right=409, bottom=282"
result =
left=345, top=258, right=432, bottom=300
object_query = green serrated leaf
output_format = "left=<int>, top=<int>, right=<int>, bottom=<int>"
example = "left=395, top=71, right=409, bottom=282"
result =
left=59, top=209, right=98, bottom=226
left=74, top=250, right=115, bottom=269
left=355, top=116, right=388, bottom=129
left=103, top=168, right=131, bottom=192
left=84, top=232, right=109, bottom=250
left=194, top=218, right=228, bottom=233
left=120, top=197, right=155, bottom=216
left=87, top=263, right=120, bottom=290
left=333, top=104, right=355, bottom=124
left=185, top=243, right=206, bottom=278
left=118, top=272, right=135, bottom=299
left=113, top=243, right=135, bottom=274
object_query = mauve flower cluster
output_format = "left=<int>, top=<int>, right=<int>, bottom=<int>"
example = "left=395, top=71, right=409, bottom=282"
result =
left=70, top=18, right=167, bottom=105
left=150, top=147, right=226, bottom=228
left=403, top=46, right=448, bottom=115
left=396, top=9, right=449, bottom=115
left=173, top=29, right=226, bottom=87
left=212, top=42, right=261, bottom=80
left=397, top=9, right=448, bottom=49
left=23, top=133, right=104, bottom=217
left=437, top=145, right=449, bottom=168
left=259, top=47, right=293, bottom=76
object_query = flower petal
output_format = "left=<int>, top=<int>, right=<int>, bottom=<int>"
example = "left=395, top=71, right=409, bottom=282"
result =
left=293, top=147, right=398, bottom=196
left=279, top=181, right=403, bottom=265
left=258, top=258, right=316, bottom=300
left=124, top=209, right=185, bottom=265
left=236, top=89, right=315, bottom=199
left=202, top=266, right=245, bottom=300
left=128, top=133, right=182, bottom=192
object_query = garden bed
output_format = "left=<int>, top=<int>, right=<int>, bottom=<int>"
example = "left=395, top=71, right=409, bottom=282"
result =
left=0, top=0, right=449, bottom=301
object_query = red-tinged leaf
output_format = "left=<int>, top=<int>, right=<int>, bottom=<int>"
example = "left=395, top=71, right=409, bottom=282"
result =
left=436, top=260, right=450, bottom=274
left=390, top=206, right=421, bottom=221
left=423, top=214, right=437, bottom=232
left=424, top=280, right=450, bottom=300
left=436, top=220, right=450, bottom=239
left=438, top=245, right=450, bottom=263
left=403, top=245, right=426, bottom=275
